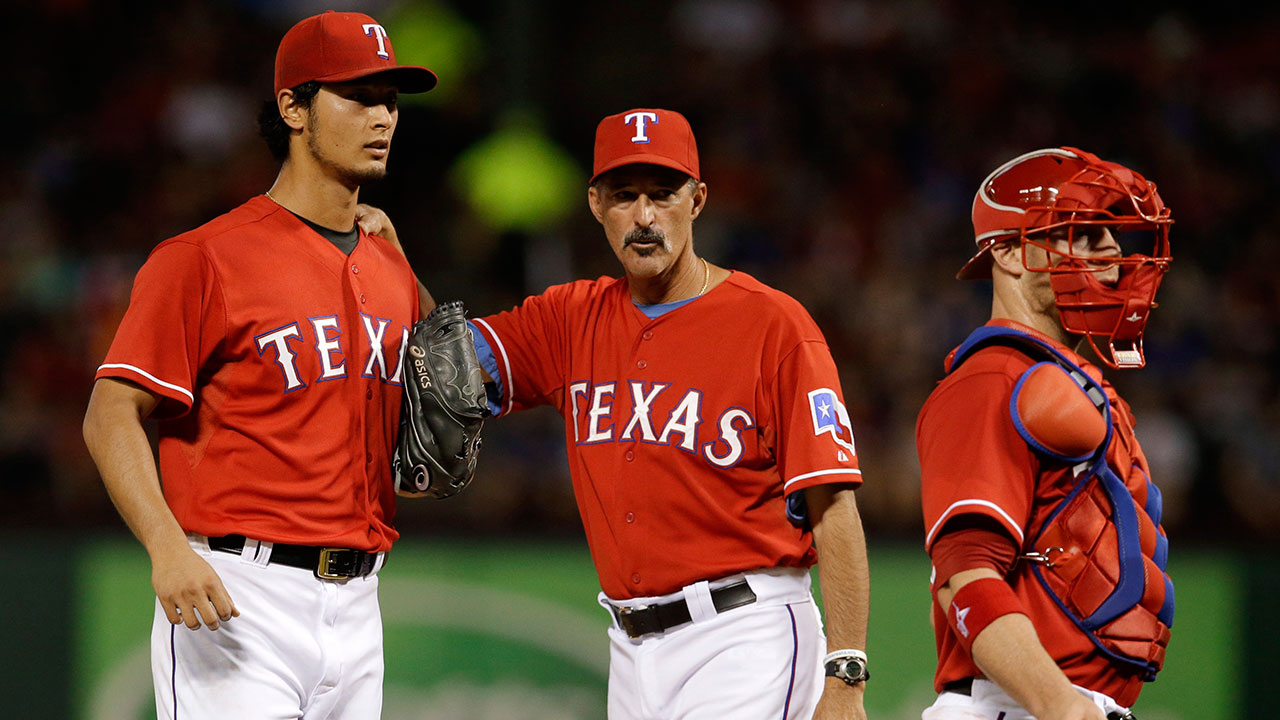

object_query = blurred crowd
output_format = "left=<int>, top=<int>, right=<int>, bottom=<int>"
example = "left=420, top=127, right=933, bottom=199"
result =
left=4, top=0, right=1277, bottom=544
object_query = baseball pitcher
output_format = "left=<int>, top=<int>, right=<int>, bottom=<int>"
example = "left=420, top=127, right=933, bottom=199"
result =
left=81, top=11, right=455, bottom=720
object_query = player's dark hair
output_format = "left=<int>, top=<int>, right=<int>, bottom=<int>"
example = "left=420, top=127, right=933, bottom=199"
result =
left=257, top=81, right=321, bottom=161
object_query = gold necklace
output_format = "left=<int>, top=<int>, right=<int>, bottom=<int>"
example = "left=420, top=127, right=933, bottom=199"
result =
left=698, top=257, right=710, bottom=296
left=265, top=189, right=278, bottom=204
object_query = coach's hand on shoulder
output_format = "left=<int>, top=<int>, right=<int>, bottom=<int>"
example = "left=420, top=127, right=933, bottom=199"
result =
left=356, top=203, right=401, bottom=252
left=151, top=544, right=239, bottom=631
left=814, top=679, right=866, bottom=720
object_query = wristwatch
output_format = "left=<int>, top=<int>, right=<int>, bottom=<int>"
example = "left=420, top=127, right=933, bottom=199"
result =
left=823, top=649, right=870, bottom=686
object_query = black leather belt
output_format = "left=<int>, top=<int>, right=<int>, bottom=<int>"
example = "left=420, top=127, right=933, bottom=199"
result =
left=610, top=580, right=758, bottom=638
left=208, top=535, right=382, bottom=580
left=942, top=678, right=1136, bottom=719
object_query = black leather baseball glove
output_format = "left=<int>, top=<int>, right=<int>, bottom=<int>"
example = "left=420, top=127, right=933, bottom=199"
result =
left=392, top=301, right=490, bottom=499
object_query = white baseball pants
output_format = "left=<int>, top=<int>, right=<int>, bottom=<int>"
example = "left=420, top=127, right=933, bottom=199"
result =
left=599, top=567, right=825, bottom=720
left=151, top=534, right=385, bottom=720
left=922, top=677, right=1133, bottom=719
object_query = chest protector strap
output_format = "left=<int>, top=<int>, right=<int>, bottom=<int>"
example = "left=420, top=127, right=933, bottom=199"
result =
left=949, top=326, right=1174, bottom=681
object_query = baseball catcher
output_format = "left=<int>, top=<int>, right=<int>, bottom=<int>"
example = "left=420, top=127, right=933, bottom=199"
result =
left=393, top=300, right=489, bottom=499
left=918, top=147, right=1175, bottom=720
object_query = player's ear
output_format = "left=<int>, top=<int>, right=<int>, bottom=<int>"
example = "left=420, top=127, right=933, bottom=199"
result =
left=277, top=89, right=307, bottom=132
left=688, top=180, right=708, bottom=221
left=587, top=184, right=606, bottom=224
left=989, top=240, right=1024, bottom=278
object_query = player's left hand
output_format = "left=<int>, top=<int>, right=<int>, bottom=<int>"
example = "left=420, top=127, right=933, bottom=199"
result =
left=813, top=679, right=867, bottom=720
left=355, top=203, right=402, bottom=253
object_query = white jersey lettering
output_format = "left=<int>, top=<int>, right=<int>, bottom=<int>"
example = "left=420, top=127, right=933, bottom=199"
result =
left=658, top=389, right=702, bottom=452
left=569, top=382, right=590, bottom=442
left=585, top=383, right=617, bottom=443
left=310, top=316, right=346, bottom=380
left=703, top=408, right=755, bottom=467
left=620, top=381, right=669, bottom=442
left=255, top=324, right=306, bottom=391
left=388, top=325, right=409, bottom=384
left=361, top=314, right=391, bottom=379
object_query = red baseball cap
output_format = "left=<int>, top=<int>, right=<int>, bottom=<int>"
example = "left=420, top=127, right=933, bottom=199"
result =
left=590, top=108, right=700, bottom=183
left=274, top=10, right=437, bottom=95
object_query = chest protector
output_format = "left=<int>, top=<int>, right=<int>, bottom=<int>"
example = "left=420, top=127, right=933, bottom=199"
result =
left=949, top=327, right=1174, bottom=681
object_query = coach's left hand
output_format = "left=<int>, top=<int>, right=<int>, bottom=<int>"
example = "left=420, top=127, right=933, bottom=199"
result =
left=356, top=203, right=400, bottom=251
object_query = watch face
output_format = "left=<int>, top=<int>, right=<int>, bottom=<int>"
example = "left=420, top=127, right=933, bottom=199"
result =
left=824, top=653, right=868, bottom=684
left=839, top=658, right=867, bottom=682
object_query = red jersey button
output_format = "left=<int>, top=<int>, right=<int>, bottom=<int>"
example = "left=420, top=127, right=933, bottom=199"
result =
left=625, top=450, right=634, bottom=461
left=625, top=512, right=635, bottom=523
left=366, top=388, right=373, bottom=399
left=360, top=294, right=367, bottom=303
left=642, top=331, right=653, bottom=340
left=351, top=264, right=359, bottom=274
left=636, top=360, right=647, bottom=369
left=631, top=573, right=641, bottom=584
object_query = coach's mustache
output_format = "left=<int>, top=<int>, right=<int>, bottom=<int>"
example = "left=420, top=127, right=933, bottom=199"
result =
left=624, top=227, right=666, bottom=246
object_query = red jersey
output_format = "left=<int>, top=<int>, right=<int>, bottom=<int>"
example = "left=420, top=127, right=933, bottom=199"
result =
left=96, top=196, right=418, bottom=552
left=917, top=319, right=1154, bottom=706
left=472, top=272, right=862, bottom=599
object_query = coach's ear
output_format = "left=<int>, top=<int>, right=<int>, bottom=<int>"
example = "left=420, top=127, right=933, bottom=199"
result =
left=587, top=184, right=605, bottom=225
left=688, top=180, right=708, bottom=222
left=277, top=88, right=308, bottom=132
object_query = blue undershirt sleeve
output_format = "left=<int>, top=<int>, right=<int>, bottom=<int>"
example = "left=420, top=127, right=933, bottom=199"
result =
left=469, top=320, right=504, bottom=416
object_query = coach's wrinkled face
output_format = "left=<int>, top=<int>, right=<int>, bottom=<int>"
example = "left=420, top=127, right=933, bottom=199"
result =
left=588, top=164, right=707, bottom=281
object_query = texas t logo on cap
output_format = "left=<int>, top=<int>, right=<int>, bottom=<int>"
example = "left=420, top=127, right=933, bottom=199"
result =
left=624, top=111, right=659, bottom=143
left=591, top=107, right=700, bottom=183
left=274, top=10, right=437, bottom=95
left=362, top=23, right=391, bottom=59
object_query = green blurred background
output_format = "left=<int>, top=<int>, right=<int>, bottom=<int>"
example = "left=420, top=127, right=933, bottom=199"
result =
left=3, top=536, right=1267, bottom=719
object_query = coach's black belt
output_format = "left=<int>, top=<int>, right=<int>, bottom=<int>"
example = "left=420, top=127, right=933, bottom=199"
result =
left=207, top=535, right=382, bottom=580
left=610, top=580, right=758, bottom=638
left=941, top=678, right=1136, bottom=719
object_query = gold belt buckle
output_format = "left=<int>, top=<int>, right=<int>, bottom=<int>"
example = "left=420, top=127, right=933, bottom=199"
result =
left=316, top=548, right=347, bottom=580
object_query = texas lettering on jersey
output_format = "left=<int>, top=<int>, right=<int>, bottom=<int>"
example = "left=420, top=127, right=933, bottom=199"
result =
left=567, top=379, right=856, bottom=469
left=254, top=313, right=411, bottom=392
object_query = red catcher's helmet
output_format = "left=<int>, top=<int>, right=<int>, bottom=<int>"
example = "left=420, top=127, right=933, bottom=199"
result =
left=962, top=147, right=1173, bottom=369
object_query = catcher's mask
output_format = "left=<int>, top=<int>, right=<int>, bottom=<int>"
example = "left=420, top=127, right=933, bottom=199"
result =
left=962, top=147, right=1173, bottom=369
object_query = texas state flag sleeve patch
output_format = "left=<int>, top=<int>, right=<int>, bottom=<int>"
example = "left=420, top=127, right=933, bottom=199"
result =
left=808, top=388, right=856, bottom=457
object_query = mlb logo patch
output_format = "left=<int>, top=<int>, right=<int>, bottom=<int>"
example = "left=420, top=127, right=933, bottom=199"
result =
left=808, top=388, right=856, bottom=457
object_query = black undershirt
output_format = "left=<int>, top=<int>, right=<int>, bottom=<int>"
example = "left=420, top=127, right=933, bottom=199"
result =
left=286, top=209, right=359, bottom=256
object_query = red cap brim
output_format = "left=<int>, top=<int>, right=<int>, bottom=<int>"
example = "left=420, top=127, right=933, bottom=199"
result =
left=301, top=65, right=437, bottom=94
left=589, top=153, right=698, bottom=184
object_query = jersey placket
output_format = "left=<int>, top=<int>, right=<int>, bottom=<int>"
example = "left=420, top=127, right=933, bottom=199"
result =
left=622, top=322, right=658, bottom=591
left=341, top=246, right=379, bottom=543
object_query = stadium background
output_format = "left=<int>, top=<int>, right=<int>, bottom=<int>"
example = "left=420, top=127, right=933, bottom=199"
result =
left=1, top=1, right=1276, bottom=718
